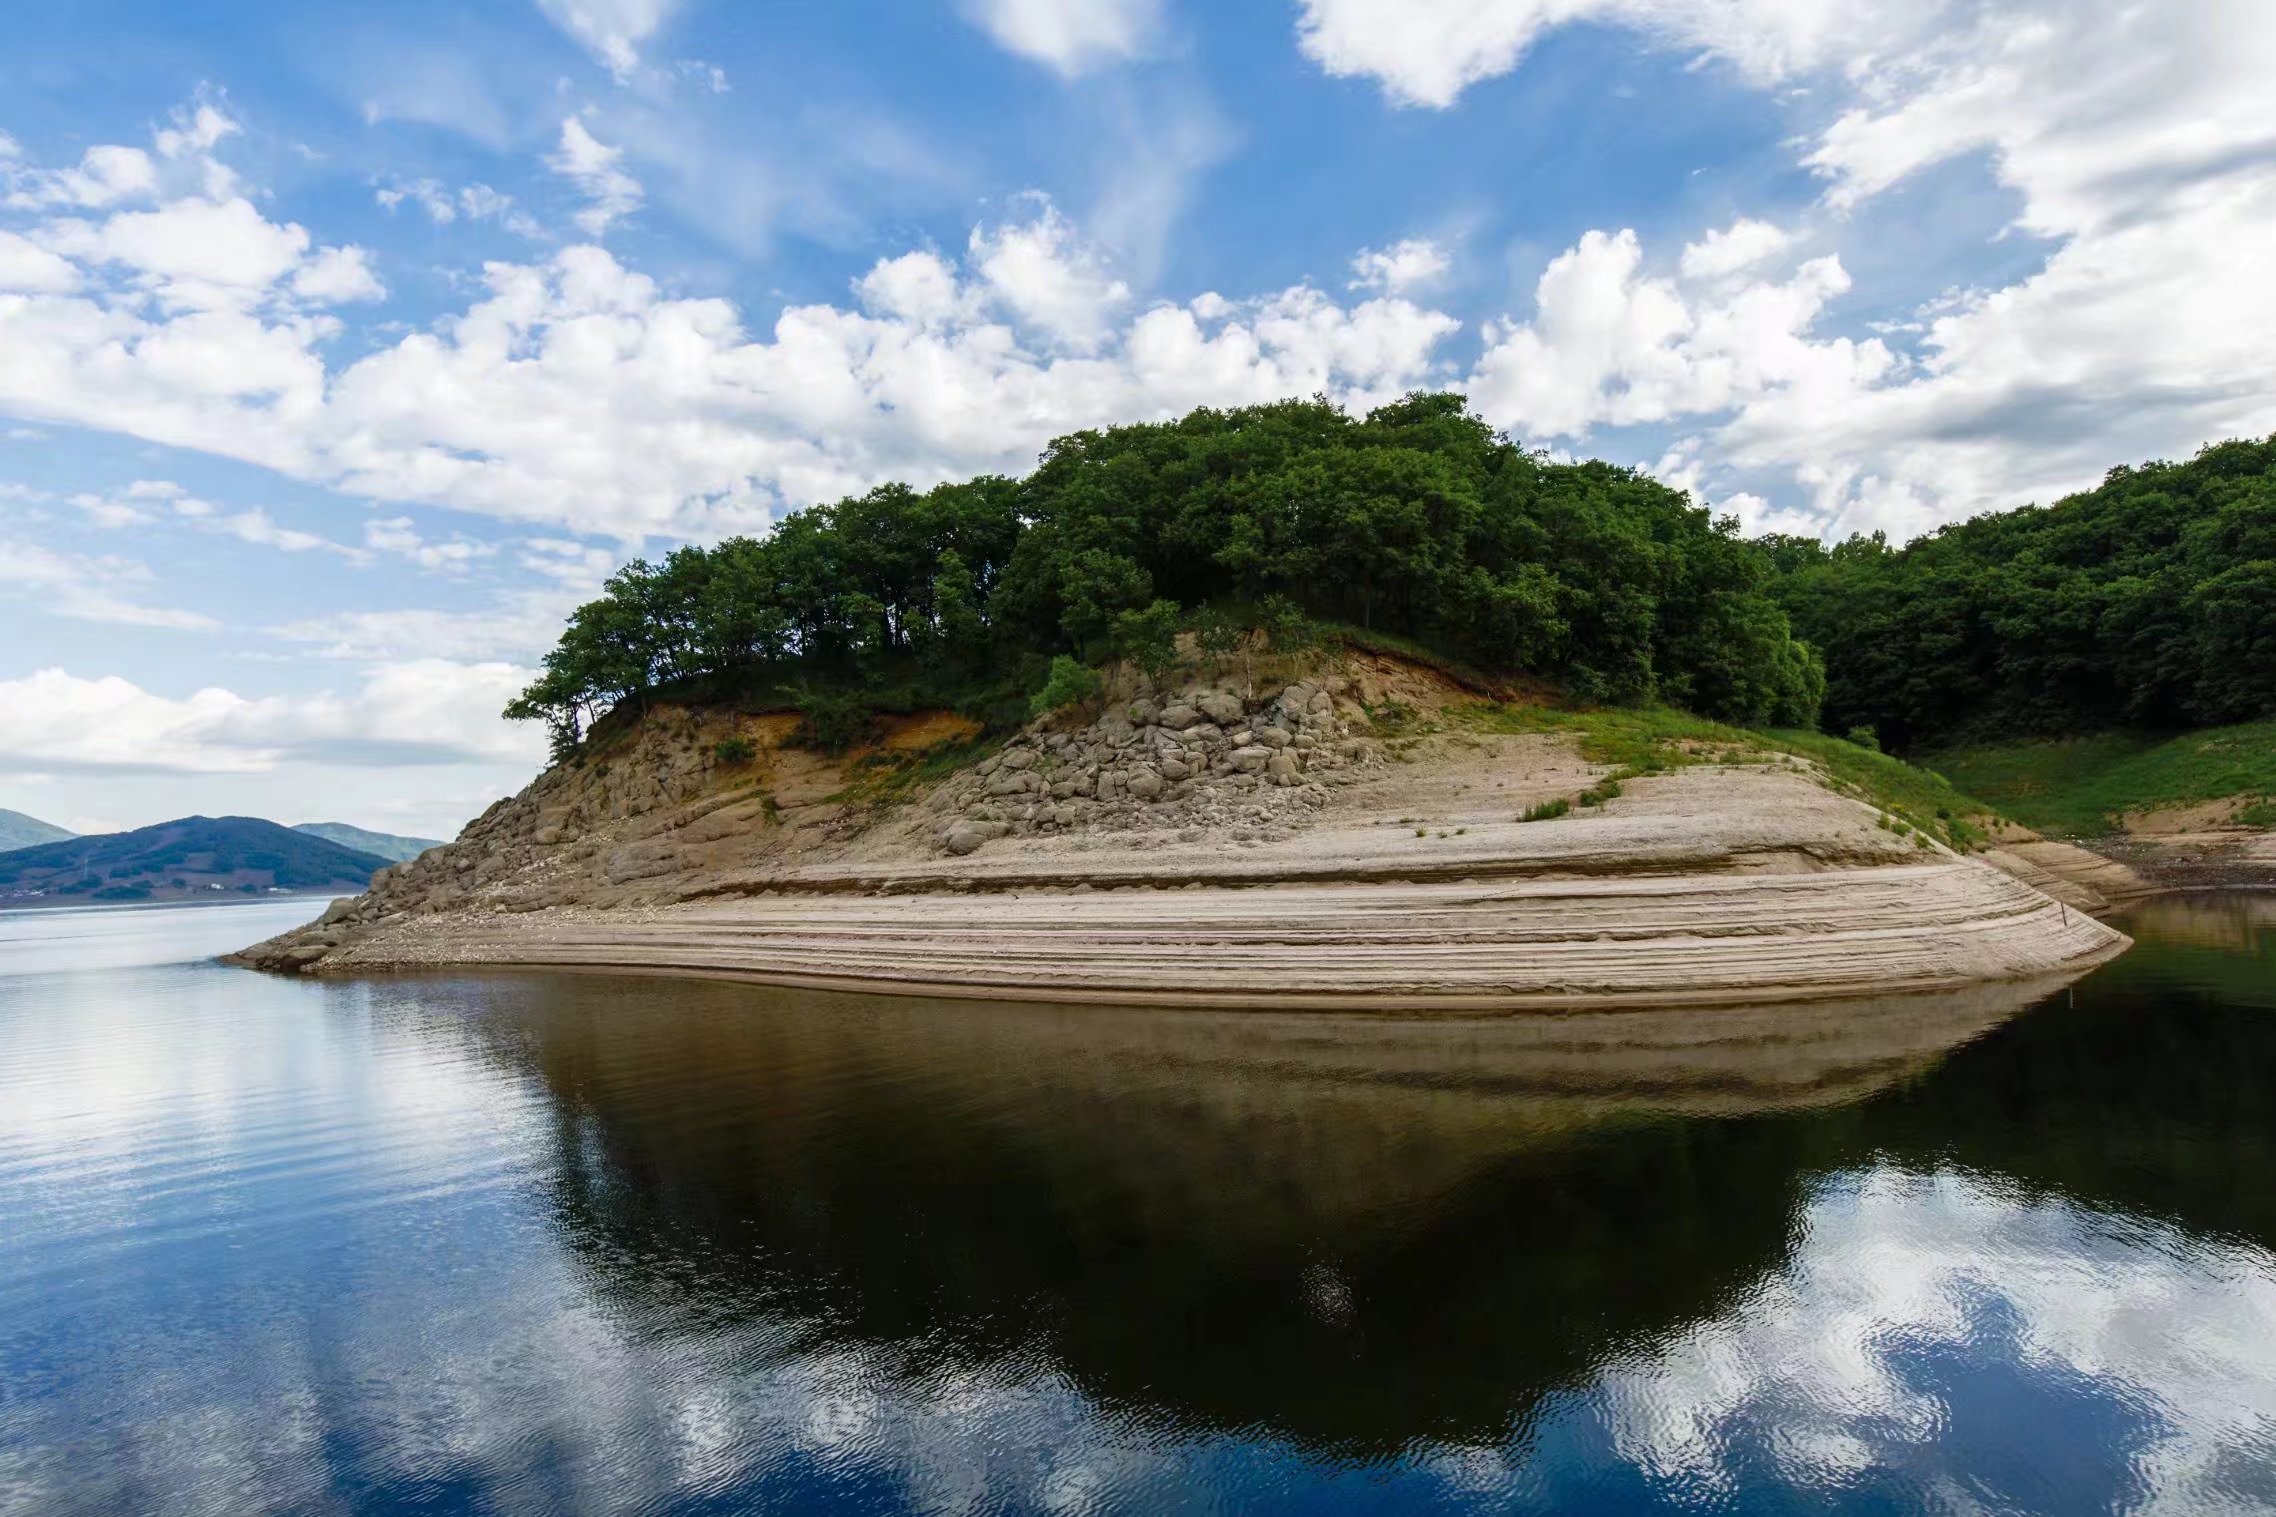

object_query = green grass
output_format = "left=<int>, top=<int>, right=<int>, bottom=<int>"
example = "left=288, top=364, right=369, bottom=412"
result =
left=1462, top=701, right=2002, bottom=850
left=1925, top=719, right=2276, bottom=836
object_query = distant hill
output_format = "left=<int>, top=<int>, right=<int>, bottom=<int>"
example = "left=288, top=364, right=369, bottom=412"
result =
left=292, top=821, right=446, bottom=864
left=0, top=816, right=389, bottom=906
left=0, top=808, right=74, bottom=851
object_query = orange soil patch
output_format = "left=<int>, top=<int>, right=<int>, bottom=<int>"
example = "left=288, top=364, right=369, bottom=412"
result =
left=880, top=711, right=985, bottom=751
left=734, top=712, right=806, bottom=749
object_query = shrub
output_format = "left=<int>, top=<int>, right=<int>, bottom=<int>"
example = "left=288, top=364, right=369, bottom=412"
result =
left=1188, top=606, right=1240, bottom=671
left=1113, top=598, right=1185, bottom=683
left=714, top=735, right=757, bottom=766
left=1846, top=725, right=1881, bottom=752
left=1029, top=655, right=1103, bottom=719
left=1521, top=798, right=1571, bottom=822
left=784, top=685, right=874, bottom=754
left=1258, top=593, right=1320, bottom=654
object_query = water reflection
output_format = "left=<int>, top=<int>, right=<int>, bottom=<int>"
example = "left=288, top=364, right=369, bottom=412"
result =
left=431, top=976, right=2073, bottom=1457
left=3, top=898, right=2275, bottom=1513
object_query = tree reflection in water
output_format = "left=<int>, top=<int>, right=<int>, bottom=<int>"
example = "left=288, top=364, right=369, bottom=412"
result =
left=413, top=968, right=2117, bottom=1457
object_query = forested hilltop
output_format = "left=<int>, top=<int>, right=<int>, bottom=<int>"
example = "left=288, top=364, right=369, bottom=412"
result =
left=1768, top=438, right=2276, bottom=750
left=507, top=393, right=1824, bottom=753
left=506, top=393, right=2275, bottom=764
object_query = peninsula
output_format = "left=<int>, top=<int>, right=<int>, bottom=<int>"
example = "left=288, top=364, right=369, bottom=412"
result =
left=234, top=394, right=2276, bottom=1005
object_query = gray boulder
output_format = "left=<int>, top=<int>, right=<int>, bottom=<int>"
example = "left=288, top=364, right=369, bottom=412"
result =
left=1197, top=690, right=1245, bottom=725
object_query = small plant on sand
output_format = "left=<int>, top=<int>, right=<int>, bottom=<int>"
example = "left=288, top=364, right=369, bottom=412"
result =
left=1521, top=798, right=1571, bottom=823
left=713, top=735, right=757, bottom=766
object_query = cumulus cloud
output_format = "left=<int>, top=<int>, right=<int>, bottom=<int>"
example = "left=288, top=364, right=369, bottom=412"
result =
left=967, top=203, right=1131, bottom=351
left=4, top=143, right=159, bottom=209
left=0, top=663, right=546, bottom=775
left=291, top=244, right=385, bottom=303
left=548, top=117, right=644, bottom=237
left=1348, top=238, right=1450, bottom=295
left=1468, top=227, right=1886, bottom=441
left=0, top=116, right=1463, bottom=542
left=1288, top=0, right=2276, bottom=532
left=0, top=230, right=82, bottom=293
left=960, top=0, right=1160, bottom=77
left=1678, top=219, right=1793, bottom=282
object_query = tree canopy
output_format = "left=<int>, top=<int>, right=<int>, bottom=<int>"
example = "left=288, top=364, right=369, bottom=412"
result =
left=506, top=393, right=1826, bottom=749
left=1770, top=437, right=2276, bottom=751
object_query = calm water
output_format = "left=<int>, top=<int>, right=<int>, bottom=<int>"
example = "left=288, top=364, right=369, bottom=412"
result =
left=4, top=896, right=2276, bottom=1515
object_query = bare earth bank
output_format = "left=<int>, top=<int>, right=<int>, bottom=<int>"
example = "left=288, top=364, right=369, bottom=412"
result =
left=231, top=654, right=2132, bottom=1009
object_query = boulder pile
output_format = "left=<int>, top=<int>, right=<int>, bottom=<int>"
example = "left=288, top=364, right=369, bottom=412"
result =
left=928, top=673, right=1387, bottom=856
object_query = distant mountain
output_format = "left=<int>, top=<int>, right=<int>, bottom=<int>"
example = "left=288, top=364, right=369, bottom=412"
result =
left=0, top=816, right=389, bottom=906
left=292, top=821, right=445, bottom=864
left=0, top=809, right=74, bottom=851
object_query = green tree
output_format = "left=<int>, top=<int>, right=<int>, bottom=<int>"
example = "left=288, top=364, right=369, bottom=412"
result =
left=1113, top=597, right=1184, bottom=683
left=1030, top=655, right=1103, bottom=719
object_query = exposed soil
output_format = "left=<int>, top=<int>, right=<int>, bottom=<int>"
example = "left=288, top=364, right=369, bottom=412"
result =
left=231, top=648, right=2132, bottom=1008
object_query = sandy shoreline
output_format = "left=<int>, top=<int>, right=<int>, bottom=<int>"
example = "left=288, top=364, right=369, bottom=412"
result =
left=251, top=849, right=2128, bottom=1011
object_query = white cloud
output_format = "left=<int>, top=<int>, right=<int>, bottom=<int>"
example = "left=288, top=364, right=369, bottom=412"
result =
left=1291, top=0, right=1927, bottom=109
left=533, top=0, right=679, bottom=79
left=0, top=663, right=546, bottom=775
left=961, top=0, right=1159, bottom=77
left=0, top=231, right=82, bottom=294
left=0, top=539, right=216, bottom=629
left=548, top=117, right=644, bottom=237
left=1468, top=228, right=1888, bottom=440
left=854, top=250, right=965, bottom=326
left=1679, top=219, right=1793, bottom=282
left=53, top=196, right=311, bottom=300
left=66, top=490, right=156, bottom=529
left=291, top=245, right=386, bottom=304
left=1349, top=238, right=1451, bottom=295
left=967, top=204, right=1131, bottom=351
left=171, top=498, right=365, bottom=559
left=362, top=516, right=497, bottom=574
left=375, top=179, right=544, bottom=239
left=154, top=103, right=240, bottom=160
left=5, top=143, right=159, bottom=208
left=0, top=177, right=1461, bottom=539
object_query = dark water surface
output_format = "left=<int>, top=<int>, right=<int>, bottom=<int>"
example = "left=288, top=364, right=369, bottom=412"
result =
left=4, top=895, right=2276, bottom=1514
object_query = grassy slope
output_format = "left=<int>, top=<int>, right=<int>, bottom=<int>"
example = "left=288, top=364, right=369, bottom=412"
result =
left=1458, top=702, right=2004, bottom=852
left=1924, top=720, right=2276, bottom=836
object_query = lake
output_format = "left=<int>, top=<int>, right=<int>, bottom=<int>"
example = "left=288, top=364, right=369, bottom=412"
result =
left=3, top=894, right=2275, bottom=1515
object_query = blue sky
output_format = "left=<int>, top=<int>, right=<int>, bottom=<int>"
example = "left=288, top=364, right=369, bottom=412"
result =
left=2, top=0, right=2272, bottom=837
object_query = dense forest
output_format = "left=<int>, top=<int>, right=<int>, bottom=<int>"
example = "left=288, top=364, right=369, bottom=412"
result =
left=506, top=394, right=1824, bottom=752
left=506, top=393, right=2276, bottom=761
left=1769, top=437, right=2276, bottom=750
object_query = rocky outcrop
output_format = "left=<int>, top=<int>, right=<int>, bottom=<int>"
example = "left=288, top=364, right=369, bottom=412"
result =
left=914, top=671, right=1382, bottom=857
left=230, top=647, right=2133, bottom=1009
